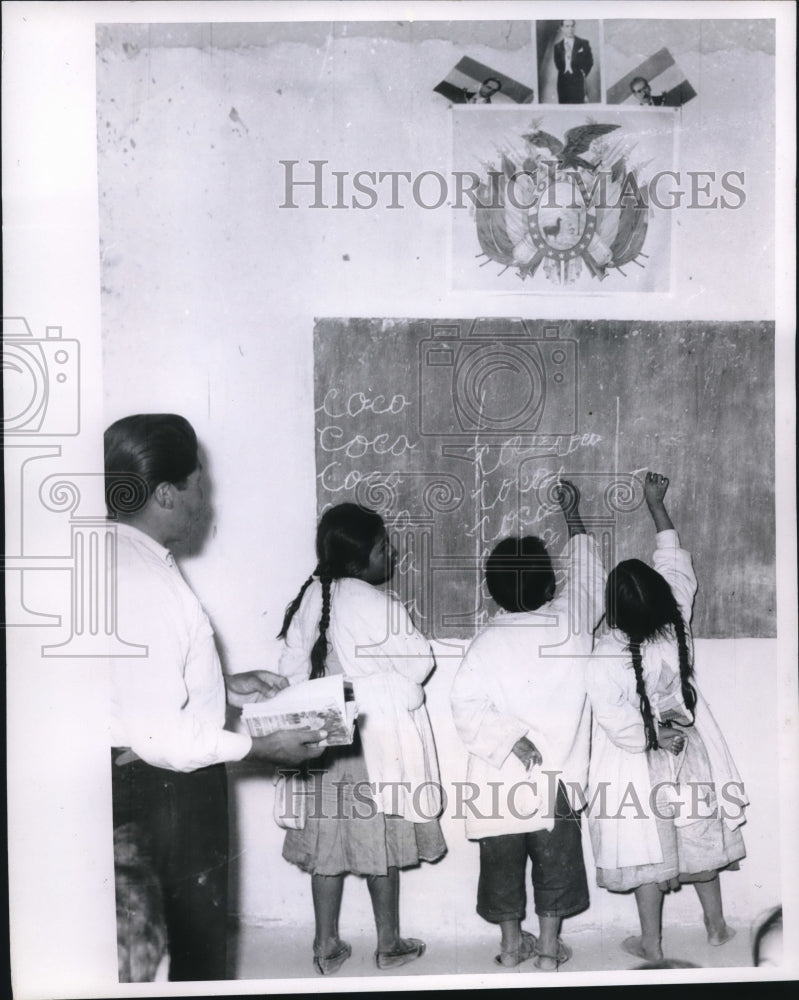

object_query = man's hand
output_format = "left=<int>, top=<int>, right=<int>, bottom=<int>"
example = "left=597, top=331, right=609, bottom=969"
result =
left=247, top=727, right=328, bottom=765
left=226, top=669, right=288, bottom=708
left=512, top=735, right=543, bottom=772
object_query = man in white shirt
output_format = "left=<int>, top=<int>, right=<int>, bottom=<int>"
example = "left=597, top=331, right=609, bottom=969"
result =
left=106, top=413, right=327, bottom=982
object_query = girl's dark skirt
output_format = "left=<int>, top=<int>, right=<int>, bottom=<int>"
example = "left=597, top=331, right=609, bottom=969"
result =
left=282, top=738, right=447, bottom=877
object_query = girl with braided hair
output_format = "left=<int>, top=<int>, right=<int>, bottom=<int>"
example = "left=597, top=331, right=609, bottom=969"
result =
left=275, top=503, right=446, bottom=975
left=585, top=472, right=747, bottom=964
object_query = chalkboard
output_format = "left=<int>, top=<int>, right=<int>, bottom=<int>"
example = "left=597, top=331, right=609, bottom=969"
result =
left=314, top=318, right=775, bottom=643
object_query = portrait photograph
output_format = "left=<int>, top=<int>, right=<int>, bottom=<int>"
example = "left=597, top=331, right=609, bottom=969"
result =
left=536, top=18, right=603, bottom=105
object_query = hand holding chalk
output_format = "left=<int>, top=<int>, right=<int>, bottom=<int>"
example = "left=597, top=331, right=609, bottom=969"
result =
left=644, top=471, right=675, bottom=533
left=644, top=471, right=670, bottom=506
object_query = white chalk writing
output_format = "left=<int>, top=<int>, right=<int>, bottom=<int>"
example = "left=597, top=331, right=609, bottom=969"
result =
left=318, top=425, right=417, bottom=457
left=316, top=382, right=606, bottom=633
left=317, top=462, right=401, bottom=494
left=316, top=388, right=411, bottom=419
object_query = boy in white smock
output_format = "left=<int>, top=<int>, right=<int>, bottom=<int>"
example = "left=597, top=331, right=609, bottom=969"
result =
left=450, top=481, right=606, bottom=969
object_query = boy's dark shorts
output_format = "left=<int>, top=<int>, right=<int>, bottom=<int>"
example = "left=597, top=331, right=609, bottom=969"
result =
left=477, top=782, right=589, bottom=921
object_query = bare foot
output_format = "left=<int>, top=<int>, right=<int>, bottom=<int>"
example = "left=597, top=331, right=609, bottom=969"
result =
left=707, top=923, right=736, bottom=947
left=622, top=935, right=663, bottom=962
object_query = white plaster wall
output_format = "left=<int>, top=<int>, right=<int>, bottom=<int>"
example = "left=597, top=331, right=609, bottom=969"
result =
left=94, top=20, right=786, bottom=943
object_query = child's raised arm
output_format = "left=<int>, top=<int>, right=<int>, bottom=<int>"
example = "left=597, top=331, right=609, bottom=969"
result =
left=646, top=470, right=698, bottom=622
left=644, top=471, right=674, bottom=533
left=554, top=478, right=585, bottom=537
left=550, top=478, right=607, bottom=639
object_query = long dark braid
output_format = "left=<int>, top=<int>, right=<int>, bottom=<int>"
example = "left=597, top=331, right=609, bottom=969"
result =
left=310, top=572, right=332, bottom=679
left=277, top=572, right=316, bottom=640
left=277, top=503, right=386, bottom=681
left=671, top=609, right=697, bottom=720
left=629, top=641, right=659, bottom=750
left=606, top=557, right=697, bottom=753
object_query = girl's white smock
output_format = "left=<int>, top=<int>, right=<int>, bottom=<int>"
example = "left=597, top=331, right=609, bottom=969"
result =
left=278, top=577, right=442, bottom=823
left=585, top=529, right=748, bottom=874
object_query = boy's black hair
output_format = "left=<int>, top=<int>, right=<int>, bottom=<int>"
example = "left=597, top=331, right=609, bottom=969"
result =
left=485, top=535, right=556, bottom=613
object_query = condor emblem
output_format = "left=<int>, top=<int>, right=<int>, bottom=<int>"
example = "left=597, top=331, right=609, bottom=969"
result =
left=473, top=121, right=651, bottom=286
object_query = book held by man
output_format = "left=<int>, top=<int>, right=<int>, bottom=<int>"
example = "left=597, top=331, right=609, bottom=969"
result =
left=241, top=673, right=357, bottom=745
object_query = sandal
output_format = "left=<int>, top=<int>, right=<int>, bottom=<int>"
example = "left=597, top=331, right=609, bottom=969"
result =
left=494, top=930, right=537, bottom=967
left=313, top=940, right=352, bottom=975
left=533, top=937, right=572, bottom=970
left=375, top=937, right=426, bottom=970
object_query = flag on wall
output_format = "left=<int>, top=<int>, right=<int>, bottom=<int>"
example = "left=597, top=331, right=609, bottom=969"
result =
left=606, top=47, right=696, bottom=107
left=434, top=56, right=535, bottom=105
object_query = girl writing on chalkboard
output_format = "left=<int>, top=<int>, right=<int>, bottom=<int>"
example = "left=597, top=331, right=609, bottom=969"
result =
left=585, top=472, right=747, bottom=963
left=275, top=503, right=446, bottom=976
